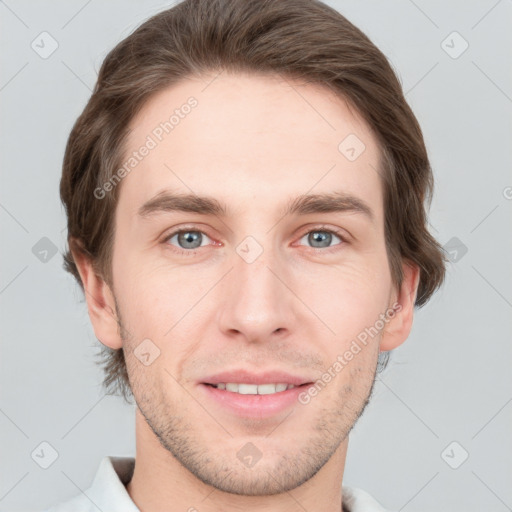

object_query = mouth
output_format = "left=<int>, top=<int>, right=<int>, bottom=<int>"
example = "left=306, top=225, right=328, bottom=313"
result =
left=198, top=371, right=314, bottom=418
left=203, top=382, right=302, bottom=395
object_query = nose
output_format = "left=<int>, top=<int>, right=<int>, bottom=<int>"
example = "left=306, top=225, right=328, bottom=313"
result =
left=217, top=246, right=297, bottom=344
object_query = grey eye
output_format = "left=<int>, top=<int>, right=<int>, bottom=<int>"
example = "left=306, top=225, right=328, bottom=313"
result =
left=299, top=230, right=342, bottom=249
left=168, top=230, right=211, bottom=250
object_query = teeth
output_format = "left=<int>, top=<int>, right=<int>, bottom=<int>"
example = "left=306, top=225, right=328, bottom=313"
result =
left=213, top=383, right=296, bottom=394
left=238, top=383, right=258, bottom=395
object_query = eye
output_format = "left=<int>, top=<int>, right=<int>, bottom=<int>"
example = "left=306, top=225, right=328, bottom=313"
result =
left=163, top=229, right=213, bottom=253
left=161, top=225, right=348, bottom=256
left=297, top=227, right=346, bottom=250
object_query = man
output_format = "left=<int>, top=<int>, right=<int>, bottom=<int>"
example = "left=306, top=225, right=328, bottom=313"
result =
left=48, top=0, right=446, bottom=510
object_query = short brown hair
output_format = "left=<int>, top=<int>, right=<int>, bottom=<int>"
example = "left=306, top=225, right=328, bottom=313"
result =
left=60, top=0, right=447, bottom=403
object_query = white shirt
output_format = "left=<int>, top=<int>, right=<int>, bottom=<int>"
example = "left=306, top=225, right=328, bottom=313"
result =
left=43, top=456, right=393, bottom=512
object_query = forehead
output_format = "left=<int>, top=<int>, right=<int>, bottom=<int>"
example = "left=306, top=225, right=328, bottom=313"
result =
left=118, top=71, right=383, bottom=222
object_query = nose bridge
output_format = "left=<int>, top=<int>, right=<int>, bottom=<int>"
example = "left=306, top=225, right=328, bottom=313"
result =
left=218, top=238, right=294, bottom=340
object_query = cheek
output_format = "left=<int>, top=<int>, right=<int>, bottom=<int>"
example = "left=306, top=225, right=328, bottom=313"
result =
left=302, top=257, right=391, bottom=330
left=116, top=261, right=214, bottom=341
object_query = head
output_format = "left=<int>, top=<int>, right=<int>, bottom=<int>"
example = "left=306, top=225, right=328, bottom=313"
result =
left=61, top=0, right=446, bottom=496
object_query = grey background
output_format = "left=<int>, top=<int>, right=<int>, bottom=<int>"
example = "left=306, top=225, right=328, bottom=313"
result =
left=1, top=0, right=511, bottom=510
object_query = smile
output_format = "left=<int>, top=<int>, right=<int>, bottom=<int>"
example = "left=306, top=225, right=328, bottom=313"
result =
left=206, top=383, right=296, bottom=394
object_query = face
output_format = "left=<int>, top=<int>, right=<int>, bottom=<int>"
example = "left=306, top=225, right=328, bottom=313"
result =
left=107, top=71, right=403, bottom=495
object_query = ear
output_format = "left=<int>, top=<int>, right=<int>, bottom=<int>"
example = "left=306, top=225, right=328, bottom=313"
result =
left=379, top=261, right=420, bottom=352
left=73, top=247, right=123, bottom=350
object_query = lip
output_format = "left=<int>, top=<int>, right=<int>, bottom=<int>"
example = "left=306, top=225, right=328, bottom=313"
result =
left=199, top=382, right=312, bottom=419
left=200, top=370, right=312, bottom=387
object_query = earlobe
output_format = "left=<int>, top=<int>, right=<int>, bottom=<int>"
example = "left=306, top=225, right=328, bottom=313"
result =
left=379, top=261, right=420, bottom=352
left=72, top=246, right=123, bottom=350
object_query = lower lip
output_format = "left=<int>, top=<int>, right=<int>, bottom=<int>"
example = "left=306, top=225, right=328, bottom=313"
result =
left=199, top=383, right=311, bottom=419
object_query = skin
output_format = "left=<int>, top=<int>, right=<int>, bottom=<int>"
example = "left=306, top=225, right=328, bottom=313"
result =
left=74, top=71, right=419, bottom=512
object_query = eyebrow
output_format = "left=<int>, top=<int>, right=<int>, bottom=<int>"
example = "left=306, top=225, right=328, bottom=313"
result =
left=137, top=190, right=375, bottom=223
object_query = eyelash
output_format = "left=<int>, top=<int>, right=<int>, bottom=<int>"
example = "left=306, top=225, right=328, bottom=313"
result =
left=161, top=225, right=349, bottom=256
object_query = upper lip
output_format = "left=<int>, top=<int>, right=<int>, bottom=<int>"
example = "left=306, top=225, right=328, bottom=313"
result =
left=201, top=370, right=313, bottom=386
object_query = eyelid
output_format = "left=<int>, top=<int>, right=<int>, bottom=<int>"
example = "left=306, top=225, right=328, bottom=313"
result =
left=296, top=224, right=350, bottom=242
left=161, top=225, right=217, bottom=247
left=293, top=224, right=350, bottom=253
